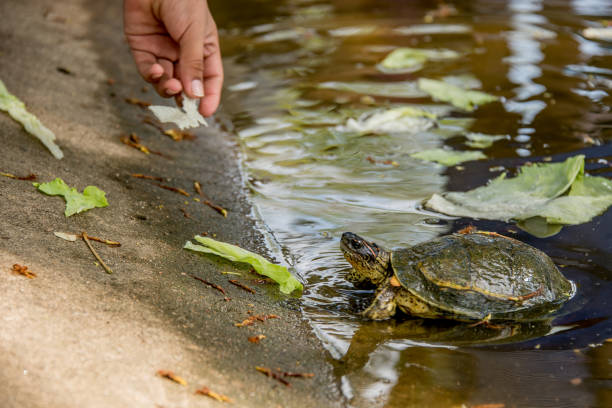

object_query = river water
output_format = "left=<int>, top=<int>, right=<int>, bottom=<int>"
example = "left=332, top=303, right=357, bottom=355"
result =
left=211, top=0, right=612, bottom=406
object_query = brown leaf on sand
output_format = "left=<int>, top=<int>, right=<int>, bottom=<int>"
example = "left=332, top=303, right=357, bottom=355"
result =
left=248, top=334, right=266, bottom=344
left=156, top=370, right=187, bottom=386
left=125, top=97, right=151, bottom=108
left=11, top=264, right=37, bottom=279
left=195, top=386, right=232, bottom=403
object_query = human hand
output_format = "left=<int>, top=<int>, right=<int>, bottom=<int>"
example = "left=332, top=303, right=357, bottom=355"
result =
left=124, top=0, right=223, bottom=116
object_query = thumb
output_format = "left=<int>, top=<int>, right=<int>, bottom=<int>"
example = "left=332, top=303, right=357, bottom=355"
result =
left=178, top=23, right=205, bottom=99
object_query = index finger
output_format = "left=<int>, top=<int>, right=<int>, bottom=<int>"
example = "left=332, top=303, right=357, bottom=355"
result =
left=199, top=49, right=224, bottom=117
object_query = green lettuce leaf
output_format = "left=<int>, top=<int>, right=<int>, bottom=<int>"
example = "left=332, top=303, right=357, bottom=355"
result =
left=34, top=178, right=108, bottom=216
left=0, top=79, right=63, bottom=159
left=184, top=236, right=303, bottom=295
left=410, top=148, right=486, bottom=166
left=425, top=155, right=612, bottom=228
left=418, top=78, right=498, bottom=111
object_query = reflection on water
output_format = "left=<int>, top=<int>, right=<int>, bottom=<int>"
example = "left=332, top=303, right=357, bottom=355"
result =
left=211, top=0, right=612, bottom=406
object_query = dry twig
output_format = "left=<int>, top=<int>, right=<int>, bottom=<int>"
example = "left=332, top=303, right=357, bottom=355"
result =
left=229, top=279, right=256, bottom=294
left=82, top=232, right=113, bottom=274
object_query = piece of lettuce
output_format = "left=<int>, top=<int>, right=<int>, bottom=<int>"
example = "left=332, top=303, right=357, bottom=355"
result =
left=34, top=178, right=108, bottom=216
left=425, top=155, right=612, bottom=228
left=0, top=79, right=63, bottom=159
left=184, top=236, right=303, bottom=295
left=410, top=148, right=486, bottom=166
left=418, top=78, right=498, bottom=111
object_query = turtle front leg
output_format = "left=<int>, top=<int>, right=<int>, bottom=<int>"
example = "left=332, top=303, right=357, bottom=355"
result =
left=362, top=279, right=398, bottom=320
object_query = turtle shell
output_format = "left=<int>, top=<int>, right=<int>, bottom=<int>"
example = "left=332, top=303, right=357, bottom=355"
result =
left=391, top=232, right=575, bottom=321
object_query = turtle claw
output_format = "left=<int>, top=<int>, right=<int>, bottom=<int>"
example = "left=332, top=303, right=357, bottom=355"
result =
left=468, top=314, right=505, bottom=330
left=362, top=281, right=397, bottom=320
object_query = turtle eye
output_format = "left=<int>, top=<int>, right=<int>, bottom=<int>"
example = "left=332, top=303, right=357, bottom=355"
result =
left=351, top=239, right=362, bottom=250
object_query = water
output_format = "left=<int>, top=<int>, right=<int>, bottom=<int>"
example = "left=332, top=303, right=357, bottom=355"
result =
left=211, top=0, right=612, bottom=406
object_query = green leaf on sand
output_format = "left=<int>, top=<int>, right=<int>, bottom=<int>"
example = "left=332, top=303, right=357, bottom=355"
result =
left=379, top=48, right=459, bottom=72
left=184, top=236, right=303, bottom=295
left=0, top=79, right=63, bottom=159
left=418, top=78, right=498, bottom=111
left=411, top=148, right=486, bottom=166
left=425, top=155, right=612, bottom=229
left=34, top=178, right=108, bottom=216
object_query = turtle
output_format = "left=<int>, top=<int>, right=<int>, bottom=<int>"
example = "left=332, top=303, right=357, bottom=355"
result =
left=340, top=230, right=575, bottom=321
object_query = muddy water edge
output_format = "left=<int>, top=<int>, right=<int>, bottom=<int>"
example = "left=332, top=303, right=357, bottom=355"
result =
left=211, top=0, right=612, bottom=407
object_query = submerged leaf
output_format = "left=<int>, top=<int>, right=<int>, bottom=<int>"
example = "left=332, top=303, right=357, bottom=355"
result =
left=35, top=178, right=108, bottom=217
left=464, top=132, right=509, bottom=148
left=343, top=107, right=436, bottom=134
left=379, top=48, right=459, bottom=72
left=418, top=78, right=498, bottom=111
left=410, top=148, right=486, bottom=166
left=0, top=79, right=63, bottom=159
left=319, top=81, right=426, bottom=98
left=184, top=236, right=303, bottom=295
left=425, top=155, right=612, bottom=228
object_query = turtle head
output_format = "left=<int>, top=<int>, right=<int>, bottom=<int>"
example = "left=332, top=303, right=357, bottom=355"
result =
left=340, top=232, right=391, bottom=288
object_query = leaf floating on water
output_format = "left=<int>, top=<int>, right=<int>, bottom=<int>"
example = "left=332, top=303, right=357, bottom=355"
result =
left=379, top=47, right=459, bottom=73
left=583, top=27, right=612, bottom=41
left=0, top=79, right=63, bottom=159
left=34, top=178, right=108, bottom=217
left=149, top=94, right=208, bottom=130
left=418, top=78, right=498, bottom=111
left=184, top=236, right=303, bottom=295
left=342, top=107, right=436, bottom=134
left=394, top=24, right=471, bottom=36
left=425, top=155, right=612, bottom=231
left=410, top=148, right=486, bottom=166
left=319, top=81, right=426, bottom=98
left=156, top=370, right=187, bottom=386
left=464, top=132, right=509, bottom=149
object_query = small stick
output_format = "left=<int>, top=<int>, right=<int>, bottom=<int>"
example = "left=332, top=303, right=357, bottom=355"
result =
left=195, top=386, right=232, bottom=402
left=180, top=208, right=191, bottom=218
left=156, top=370, right=187, bottom=386
left=155, top=183, right=190, bottom=197
left=1, top=172, right=36, bottom=181
left=281, top=371, right=315, bottom=378
left=82, top=232, right=113, bottom=274
left=229, top=279, right=256, bottom=294
left=194, top=181, right=227, bottom=217
left=131, top=173, right=164, bottom=182
left=189, top=274, right=227, bottom=296
left=255, top=367, right=291, bottom=386
left=79, top=234, right=121, bottom=247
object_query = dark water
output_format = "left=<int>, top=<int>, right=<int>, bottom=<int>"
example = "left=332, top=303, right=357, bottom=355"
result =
left=211, top=0, right=612, bottom=406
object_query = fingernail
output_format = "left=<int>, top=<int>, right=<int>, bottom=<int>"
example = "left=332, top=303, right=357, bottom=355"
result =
left=191, top=79, right=204, bottom=97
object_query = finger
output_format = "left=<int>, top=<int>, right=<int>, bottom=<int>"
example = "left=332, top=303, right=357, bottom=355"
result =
left=199, top=49, right=224, bottom=117
left=130, top=50, right=165, bottom=82
left=126, top=34, right=180, bottom=62
left=153, top=59, right=182, bottom=97
left=177, top=22, right=206, bottom=99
